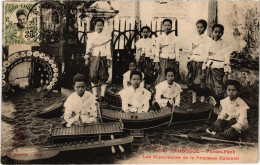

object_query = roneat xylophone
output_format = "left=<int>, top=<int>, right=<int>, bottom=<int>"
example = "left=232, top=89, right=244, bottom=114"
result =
left=101, top=106, right=174, bottom=130
left=7, top=122, right=134, bottom=161
left=101, top=102, right=214, bottom=130
left=102, top=85, right=214, bottom=130
left=50, top=122, right=128, bottom=153
left=51, top=122, right=123, bottom=138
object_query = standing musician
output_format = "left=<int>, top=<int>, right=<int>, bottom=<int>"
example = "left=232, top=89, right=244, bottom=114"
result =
left=135, top=26, right=155, bottom=87
left=84, top=18, right=112, bottom=102
left=154, top=19, right=180, bottom=85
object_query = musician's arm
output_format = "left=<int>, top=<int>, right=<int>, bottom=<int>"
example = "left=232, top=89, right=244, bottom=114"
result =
left=217, top=100, right=228, bottom=120
left=140, top=79, right=145, bottom=88
left=123, top=74, right=129, bottom=89
left=174, top=85, right=182, bottom=107
left=85, top=35, right=93, bottom=59
left=90, top=97, right=98, bottom=118
left=142, top=92, right=151, bottom=112
left=135, top=40, right=142, bottom=62
left=106, top=39, right=112, bottom=61
left=64, top=107, right=75, bottom=127
left=175, top=93, right=181, bottom=107
left=119, top=90, right=129, bottom=112
left=155, top=85, right=162, bottom=105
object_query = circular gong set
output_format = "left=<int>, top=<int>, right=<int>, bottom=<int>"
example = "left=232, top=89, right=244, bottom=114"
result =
left=2, top=50, right=60, bottom=96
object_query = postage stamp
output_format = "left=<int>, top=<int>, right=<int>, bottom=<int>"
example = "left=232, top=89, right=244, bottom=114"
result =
left=3, top=2, right=40, bottom=46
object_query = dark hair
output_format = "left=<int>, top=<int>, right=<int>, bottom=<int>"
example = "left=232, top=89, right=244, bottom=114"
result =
left=165, top=68, right=175, bottom=75
left=225, top=80, right=240, bottom=91
left=16, top=9, right=27, bottom=18
left=94, top=18, right=104, bottom=25
left=73, top=74, right=87, bottom=85
left=128, top=59, right=137, bottom=66
left=212, top=24, right=224, bottom=33
left=162, top=19, right=172, bottom=25
left=196, top=19, right=207, bottom=29
left=141, top=26, right=151, bottom=32
left=130, top=71, right=142, bottom=80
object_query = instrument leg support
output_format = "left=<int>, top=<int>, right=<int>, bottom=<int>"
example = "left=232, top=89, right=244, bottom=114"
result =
left=130, top=129, right=144, bottom=138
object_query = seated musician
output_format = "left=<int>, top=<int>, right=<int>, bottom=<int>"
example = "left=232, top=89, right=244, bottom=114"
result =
left=119, top=71, right=151, bottom=113
left=207, top=80, right=250, bottom=140
left=64, top=74, right=97, bottom=127
left=155, top=68, right=183, bottom=108
left=123, top=59, right=145, bottom=89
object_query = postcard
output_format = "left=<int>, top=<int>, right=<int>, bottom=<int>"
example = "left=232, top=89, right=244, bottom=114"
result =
left=1, top=1, right=258, bottom=164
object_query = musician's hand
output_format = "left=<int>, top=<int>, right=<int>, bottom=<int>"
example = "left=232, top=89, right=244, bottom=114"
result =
left=66, top=120, right=74, bottom=127
left=66, top=123, right=72, bottom=127
left=85, top=58, right=90, bottom=66
left=73, top=121, right=80, bottom=126
left=129, top=108, right=137, bottom=113
left=107, top=59, right=112, bottom=68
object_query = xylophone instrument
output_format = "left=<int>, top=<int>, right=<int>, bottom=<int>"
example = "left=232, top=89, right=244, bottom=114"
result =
left=51, top=122, right=123, bottom=137
left=101, top=106, right=173, bottom=130
left=102, top=106, right=172, bottom=121
left=50, top=122, right=124, bottom=145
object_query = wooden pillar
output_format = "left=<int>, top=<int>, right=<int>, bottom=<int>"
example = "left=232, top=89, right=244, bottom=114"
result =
left=134, top=1, right=140, bottom=43
left=208, top=1, right=218, bottom=37
left=134, top=1, right=140, bottom=23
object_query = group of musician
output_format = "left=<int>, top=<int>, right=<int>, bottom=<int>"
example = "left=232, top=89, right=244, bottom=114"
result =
left=63, top=18, right=250, bottom=140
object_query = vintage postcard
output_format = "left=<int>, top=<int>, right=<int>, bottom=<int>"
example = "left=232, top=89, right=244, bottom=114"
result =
left=1, top=1, right=259, bottom=164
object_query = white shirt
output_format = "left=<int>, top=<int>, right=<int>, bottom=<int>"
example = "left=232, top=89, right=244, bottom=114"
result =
left=189, top=33, right=212, bottom=62
left=135, top=38, right=155, bottom=59
left=119, top=86, right=151, bottom=113
left=123, top=70, right=145, bottom=89
left=64, top=91, right=97, bottom=127
left=154, top=32, right=179, bottom=62
left=205, top=39, right=232, bottom=70
left=85, top=32, right=112, bottom=60
left=155, top=80, right=182, bottom=107
left=218, top=97, right=249, bottom=133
